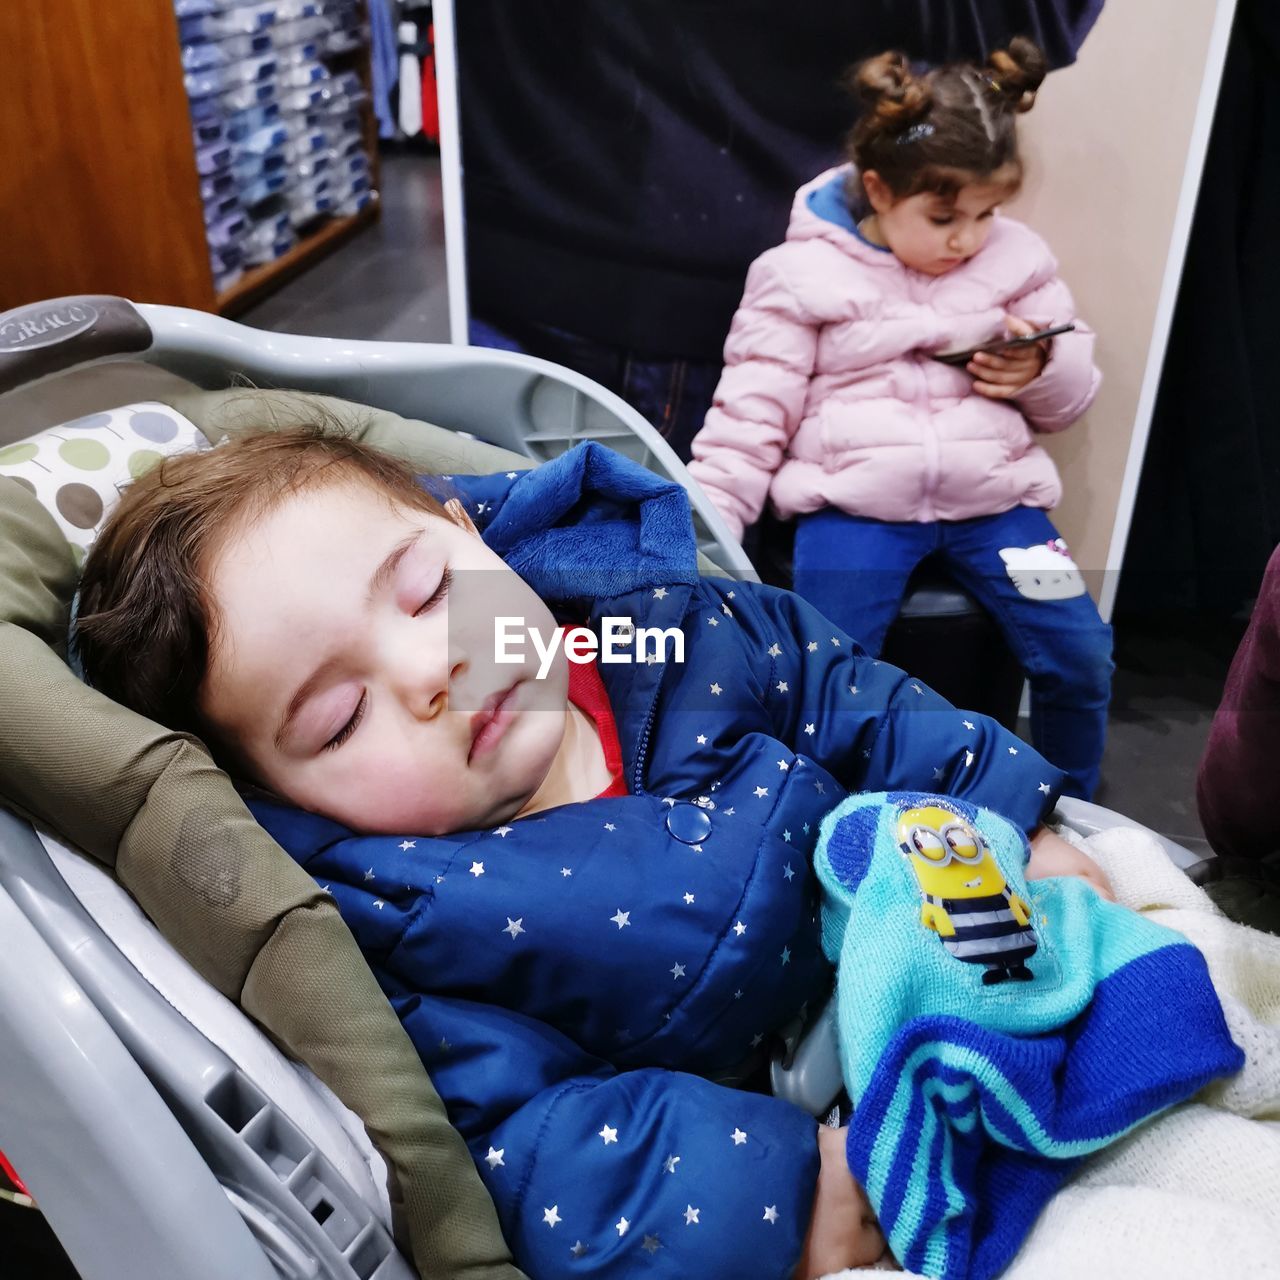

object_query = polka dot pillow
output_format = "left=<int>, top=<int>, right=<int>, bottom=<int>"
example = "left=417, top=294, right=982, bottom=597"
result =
left=0, top=403, right=207, bottom=563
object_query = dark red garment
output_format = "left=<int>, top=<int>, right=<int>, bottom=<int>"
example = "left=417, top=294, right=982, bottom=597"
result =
left=566, top=656, right=628, bottom=798
left=1197, top=543, right=1280, bottom=859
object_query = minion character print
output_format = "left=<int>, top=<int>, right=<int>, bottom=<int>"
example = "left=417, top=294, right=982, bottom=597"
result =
left=897, top=802, right=1037, bottom=984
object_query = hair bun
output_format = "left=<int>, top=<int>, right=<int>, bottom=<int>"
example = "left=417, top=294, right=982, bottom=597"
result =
left=847, top=51, right=932, bottom=130
left=986, top=36, right=1047, bottom=113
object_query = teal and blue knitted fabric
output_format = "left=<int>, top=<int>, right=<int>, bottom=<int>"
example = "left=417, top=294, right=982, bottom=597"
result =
left=814, top=791, right=1243, bottom=1280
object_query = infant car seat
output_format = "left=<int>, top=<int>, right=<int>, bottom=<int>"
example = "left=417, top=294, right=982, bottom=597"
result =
left=0, top=296, right=1213, bottom=1278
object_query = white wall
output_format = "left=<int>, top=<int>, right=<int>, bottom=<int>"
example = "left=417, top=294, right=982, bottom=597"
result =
left=1005, top=0, right=1235, bottom=612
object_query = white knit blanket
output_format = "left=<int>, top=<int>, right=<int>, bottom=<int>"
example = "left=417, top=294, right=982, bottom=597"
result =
left=827, top=825, right=1280, bottom=1280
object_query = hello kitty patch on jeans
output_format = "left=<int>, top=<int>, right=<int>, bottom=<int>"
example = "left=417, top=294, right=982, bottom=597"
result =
left=998, top=538, right=1088, bottom=601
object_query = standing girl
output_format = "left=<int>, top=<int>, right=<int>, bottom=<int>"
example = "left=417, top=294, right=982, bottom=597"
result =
left=688, top=39, right=1112, bottom=799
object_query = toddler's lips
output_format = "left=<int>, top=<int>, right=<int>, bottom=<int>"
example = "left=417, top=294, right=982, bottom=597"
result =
left=469, top=682, right=520, bottom=762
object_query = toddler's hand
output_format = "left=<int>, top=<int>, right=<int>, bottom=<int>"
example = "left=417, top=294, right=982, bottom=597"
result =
left=795, top=1124, right=889, bottom=1278
left=1027, top=826, right=1115, bottom=901
left=967, top=315, right=1048, bottom=400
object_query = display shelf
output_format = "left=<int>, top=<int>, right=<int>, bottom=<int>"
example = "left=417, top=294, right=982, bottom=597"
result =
left=216, top=199, right=380, bottom=314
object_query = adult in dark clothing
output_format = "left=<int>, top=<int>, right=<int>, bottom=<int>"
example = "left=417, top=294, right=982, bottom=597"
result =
left=456, top=0, right=1104, bottom=458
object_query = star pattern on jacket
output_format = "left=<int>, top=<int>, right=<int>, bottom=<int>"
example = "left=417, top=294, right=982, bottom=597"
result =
left=504, top=917, right=525, bottom=939
left=610, top=909, right=631, bottom=929
left=543, top=1205, right=561, bottom=1228
left=663, top=1154, right=681, bottom=1173
left=763, top=1205, right=779, bottom=1224
left=599, top=1124, right=618, bottom=1145
left=684, top=1205, right=701, bottom=1225
left=485, top=1146, right=504, bottom=1168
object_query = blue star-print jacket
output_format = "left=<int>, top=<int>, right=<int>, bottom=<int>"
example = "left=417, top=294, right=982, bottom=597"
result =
left=251, top=442, right=1066, bottom=1279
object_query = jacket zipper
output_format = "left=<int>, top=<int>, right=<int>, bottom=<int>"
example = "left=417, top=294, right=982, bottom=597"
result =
left=915, top=348, right=940, bottom=520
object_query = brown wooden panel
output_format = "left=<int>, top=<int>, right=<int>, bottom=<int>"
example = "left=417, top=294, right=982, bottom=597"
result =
left=0, top=0, right=214, bottom=312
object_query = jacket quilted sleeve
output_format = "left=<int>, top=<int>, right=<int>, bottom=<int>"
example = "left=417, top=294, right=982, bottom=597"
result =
left=687, top=251, right=819, bottom=540
left=728, top=579, right=1066, bottom=834
left=275, top=907, right=821, bottom=1280
left=401, top=994, right=820, bottom=1279
left=1008, top=268, right=1101, bottom=433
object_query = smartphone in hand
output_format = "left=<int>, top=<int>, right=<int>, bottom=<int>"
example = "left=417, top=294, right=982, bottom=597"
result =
left=931, top=323, right=1076, bottom=367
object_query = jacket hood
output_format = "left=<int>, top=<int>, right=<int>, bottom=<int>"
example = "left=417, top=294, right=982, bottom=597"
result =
left=440, top=441, right=702, bottom=606
left=786, top=165, right=897, bottom=267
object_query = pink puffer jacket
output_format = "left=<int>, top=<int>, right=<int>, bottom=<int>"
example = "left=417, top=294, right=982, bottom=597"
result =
left=687, top=167, right=1100, bottom=540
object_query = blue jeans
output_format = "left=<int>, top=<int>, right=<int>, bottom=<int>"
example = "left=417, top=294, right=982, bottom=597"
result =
left=792, top=507, right=1114, bottom=800
left=469, top=316, right=720, bottom=463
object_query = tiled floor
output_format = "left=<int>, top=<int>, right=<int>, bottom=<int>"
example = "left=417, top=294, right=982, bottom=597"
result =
left=243, top=152, right=1242, bottom=862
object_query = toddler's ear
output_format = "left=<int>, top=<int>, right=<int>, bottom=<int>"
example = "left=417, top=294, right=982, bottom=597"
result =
left=443, top=498, right=480, bottom=536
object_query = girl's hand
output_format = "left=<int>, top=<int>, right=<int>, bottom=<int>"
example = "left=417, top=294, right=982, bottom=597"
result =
left=1027, top=826, right=1115, bottom=901
left=795, top=1125, right=888, bottom=1278
left=967, top=315, right=1048, bottom=399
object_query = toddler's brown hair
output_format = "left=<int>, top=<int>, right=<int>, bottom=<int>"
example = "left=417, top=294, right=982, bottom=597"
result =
left=75, top=423, right=450, bottom=750
left=845, top=37, right=1047, bottom=202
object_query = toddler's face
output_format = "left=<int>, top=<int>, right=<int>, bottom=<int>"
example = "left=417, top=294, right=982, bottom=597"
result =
left=867, top=169, right=1016, bottom=276
left=199, top=478, right=569, bottom=834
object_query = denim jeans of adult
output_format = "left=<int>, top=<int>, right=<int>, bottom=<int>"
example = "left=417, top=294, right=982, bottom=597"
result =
left=791, top=505, right=1114, bottom=800
left=469, top=315, right=720, bottom=463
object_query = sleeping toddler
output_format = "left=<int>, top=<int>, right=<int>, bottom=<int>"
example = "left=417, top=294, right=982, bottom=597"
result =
left=75, top=425, right=1112, bottom=1279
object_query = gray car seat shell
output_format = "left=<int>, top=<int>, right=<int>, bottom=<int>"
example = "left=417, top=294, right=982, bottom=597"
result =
left=0, top=297, right=1213, bottom=1278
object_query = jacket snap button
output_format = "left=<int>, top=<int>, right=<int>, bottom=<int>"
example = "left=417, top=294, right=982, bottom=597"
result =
left=666, top=802, right=713, bottom=845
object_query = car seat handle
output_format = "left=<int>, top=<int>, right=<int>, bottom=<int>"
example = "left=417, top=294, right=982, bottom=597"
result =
left=0, top=296, right=152, bottom=397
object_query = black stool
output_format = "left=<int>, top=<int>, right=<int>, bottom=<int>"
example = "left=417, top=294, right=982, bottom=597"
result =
left=750, top=515, right=1024, bottom=731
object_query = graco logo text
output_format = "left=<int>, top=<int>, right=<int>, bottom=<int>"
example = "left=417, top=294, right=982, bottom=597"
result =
left=0, top=301, right=99, bottom=352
